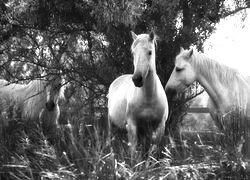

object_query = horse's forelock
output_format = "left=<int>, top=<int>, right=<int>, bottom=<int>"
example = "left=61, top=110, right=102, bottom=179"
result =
left=58, top=84, right=65, bottom=100
left=48, top=77, right=65, bottom=101
left=131, top=33, right=158, bottom=52
left=149, top=31, right=154, bottom=41
left=54, top=76, right=65, bottom=100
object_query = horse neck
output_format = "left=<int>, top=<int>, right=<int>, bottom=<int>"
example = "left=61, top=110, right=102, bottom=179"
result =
left=140, top=70, right=157, bottom=100
left=196, top=62, right=247, bottom=113
left=197, top=75, right=226, bottom=112
left=24, top=81, right=47, bottom=109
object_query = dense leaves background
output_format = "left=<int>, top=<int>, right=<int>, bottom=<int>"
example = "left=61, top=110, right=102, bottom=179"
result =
left=1, top=0, right=249, bottom=124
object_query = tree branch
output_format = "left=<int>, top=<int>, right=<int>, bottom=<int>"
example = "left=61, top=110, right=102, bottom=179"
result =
left=222, top=6, right=249, bottom=18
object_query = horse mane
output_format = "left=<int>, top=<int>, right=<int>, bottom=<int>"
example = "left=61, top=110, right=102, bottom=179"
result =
left=10, top=80, right=47, bottom=99
left=0, top=80, right=47, bottom=118
left=190, top=51, right=246, bottom=89
left=183, top=50, right=250, bottom=112
left=57, top=80, right=65, bottom=100
left=0, top=78, right=64, bottom=101
left=0, top=79, right=63, bottom=121
left=22, top=79, right=64, bottom=118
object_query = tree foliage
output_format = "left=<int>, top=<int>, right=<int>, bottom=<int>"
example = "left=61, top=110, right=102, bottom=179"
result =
left=0, top=0, right=249, bottom=124
left=1, top=1, right=250, bottom=179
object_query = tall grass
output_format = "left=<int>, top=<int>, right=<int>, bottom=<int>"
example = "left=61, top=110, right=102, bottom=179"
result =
left=0, top=105, right=250, bottom=179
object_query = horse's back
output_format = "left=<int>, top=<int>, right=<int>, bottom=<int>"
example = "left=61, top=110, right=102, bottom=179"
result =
left=0, top=79, right=9, bottom=87
left=0, top=79, right=43, bottom=120
left=0, top=80, right=27, bottom=96
left=109, top=74, right=132, bottom=94
left=108, top=74, right=133, bottom=128
left=0, top=80, right=19, bottom=112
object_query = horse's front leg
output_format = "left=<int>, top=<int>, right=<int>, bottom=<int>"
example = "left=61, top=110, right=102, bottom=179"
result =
left=152, top=118, right=165, bottom=144
left=126, top=117, right=137, bottom=154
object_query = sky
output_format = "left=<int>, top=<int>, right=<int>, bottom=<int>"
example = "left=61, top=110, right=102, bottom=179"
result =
left=203, top=9, right=250, bottom=76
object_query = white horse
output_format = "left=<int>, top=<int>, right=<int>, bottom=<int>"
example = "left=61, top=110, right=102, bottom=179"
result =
left=108, top=32, right=169, bottom=153
left=0, top=75, right=64, bottom=129
left=165, top=47, right=250, bottom=159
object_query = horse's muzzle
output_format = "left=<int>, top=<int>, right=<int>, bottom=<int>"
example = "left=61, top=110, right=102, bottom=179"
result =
left=165, top=87, right=177, bottom=101
left=45, top=100, right=56, bottom=111
left=132, top=74, right=143, bottom=87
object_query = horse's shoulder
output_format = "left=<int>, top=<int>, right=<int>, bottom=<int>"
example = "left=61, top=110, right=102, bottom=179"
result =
left=154, top=75, right=168, bottom=100
left=109, top=74, right=132, bottom=91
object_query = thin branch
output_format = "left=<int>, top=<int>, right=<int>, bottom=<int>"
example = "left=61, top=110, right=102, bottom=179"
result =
left=172, top=88, right=205, bottom=113
left=222, top=6, right=249, bottom=18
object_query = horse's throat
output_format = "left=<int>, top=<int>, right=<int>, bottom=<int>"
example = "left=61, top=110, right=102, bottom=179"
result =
left=142, top=71, right=157, bottom=99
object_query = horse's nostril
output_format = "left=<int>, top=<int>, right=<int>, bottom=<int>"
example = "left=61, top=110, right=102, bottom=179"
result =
left=138, top=76, right=143, bottom=82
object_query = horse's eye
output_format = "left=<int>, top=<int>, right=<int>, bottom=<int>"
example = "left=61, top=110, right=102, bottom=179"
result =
left=148, top=50, right=152, bottom=56
left=176, top=67, right=184, bottom=72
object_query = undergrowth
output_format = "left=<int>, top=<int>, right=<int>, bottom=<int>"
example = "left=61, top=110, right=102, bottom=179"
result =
left=0, top=113, right=250, bottom=180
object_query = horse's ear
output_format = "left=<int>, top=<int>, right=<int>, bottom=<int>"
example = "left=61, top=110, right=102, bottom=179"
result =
left=149, top=31, right=154, bottom=41
left=131, top=31, right=137, bottom=40
left=187, top=48, right=193, bottom=58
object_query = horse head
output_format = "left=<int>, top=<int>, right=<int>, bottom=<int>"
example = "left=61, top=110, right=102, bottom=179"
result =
left=165, top=47, right=196, bottom=96
left=45, top=74, right=64, bottom=111
left=131, top=31, right=157, bottom=87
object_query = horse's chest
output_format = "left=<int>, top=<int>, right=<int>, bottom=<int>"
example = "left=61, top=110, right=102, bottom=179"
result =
left=129, top=105, right=163, bottom=133
left=131, top=104, right=164, bottom=123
